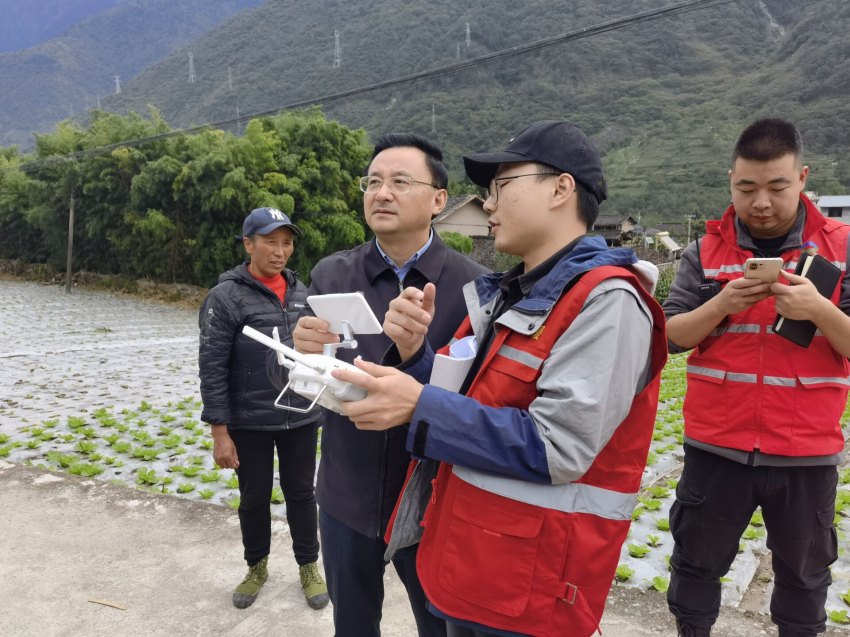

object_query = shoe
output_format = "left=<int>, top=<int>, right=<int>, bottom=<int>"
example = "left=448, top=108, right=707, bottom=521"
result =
left=676, top=618, right=711, bottom=636
left=299, top=561, right=329, bottom=610
left=232, top=555, right=268, bottom=609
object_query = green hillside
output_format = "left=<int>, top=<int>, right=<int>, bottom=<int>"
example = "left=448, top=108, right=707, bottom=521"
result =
left=92, top=0, right=850, bottom=226
left=0, top=0, right=262, bottom=148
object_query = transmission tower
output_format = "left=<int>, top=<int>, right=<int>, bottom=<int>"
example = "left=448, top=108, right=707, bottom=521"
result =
left=228, top=65, right=233, bottom=90
left=456, top=42, right=460, bottom=59
left=114, top=75, right=121, bottom=94
left=188, top=52, right=196, bottom=84
left=465, top=23, right=471, bottom=48
left=333, top=30, right=341, bottom=68
left=431, top=104, right=436, bottom=134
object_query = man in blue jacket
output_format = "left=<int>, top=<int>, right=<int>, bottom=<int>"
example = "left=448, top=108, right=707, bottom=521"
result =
left=199, top=207, right=328, bottom=611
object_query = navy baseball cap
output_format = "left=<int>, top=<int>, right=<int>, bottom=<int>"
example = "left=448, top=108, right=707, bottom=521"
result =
left=242, top=207, right=302, bottom=238
left=463, top=120, right=607, bottom=203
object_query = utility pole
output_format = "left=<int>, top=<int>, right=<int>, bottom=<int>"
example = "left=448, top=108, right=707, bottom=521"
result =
left=188, top=52, right=195, bottom=84
left=465, top=23, right=471, bottom=48
left=65, top=191, right=75, bottom=294
left=686, top=213, right=696, bottom=242
left=431, top=104, right=436, bottom=134
left=114, top=75, right=121, bottom=94
left=228, top=65, right=233, bottom=90
left=456, top=42, right=460, bottom=59
left=333, top=30, right=341, bottom=68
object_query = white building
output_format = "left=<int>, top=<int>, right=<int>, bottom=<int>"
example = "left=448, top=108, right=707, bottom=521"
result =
left=816, top=195, right=850, bottom=223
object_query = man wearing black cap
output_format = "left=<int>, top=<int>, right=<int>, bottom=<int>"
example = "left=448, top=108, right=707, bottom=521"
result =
left=199, top=207, right=329, bottom=611
left=332, top=121, right=668, bottom=637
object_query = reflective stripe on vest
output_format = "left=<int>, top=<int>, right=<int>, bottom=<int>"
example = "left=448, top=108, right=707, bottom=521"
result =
left=453, top=465, right=638, bottom=521
left=687, top=364, right=850, bottom=388
left=496, top=344, right=545, bottom=372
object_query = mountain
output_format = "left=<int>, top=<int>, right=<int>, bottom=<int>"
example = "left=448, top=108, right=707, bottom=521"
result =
left=0, top=0, right=263, bottom=148
left=5, top=0, right=850, bottom=222
left=0, top=0, right=122, bottom=53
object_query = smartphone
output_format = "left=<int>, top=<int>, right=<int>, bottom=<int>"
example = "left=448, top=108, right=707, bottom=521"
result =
left=743, top=257, right=783, bottom=283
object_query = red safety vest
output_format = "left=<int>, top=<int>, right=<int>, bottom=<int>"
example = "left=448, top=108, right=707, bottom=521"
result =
left=684, top=195, right=849, bottom=456
left=411, top=266, right=668, bottom=637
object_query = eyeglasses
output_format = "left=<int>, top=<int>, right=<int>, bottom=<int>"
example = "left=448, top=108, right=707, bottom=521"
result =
left=359, top=175, right=438, bottom=194
left=486, top=173, right=556, bottom=203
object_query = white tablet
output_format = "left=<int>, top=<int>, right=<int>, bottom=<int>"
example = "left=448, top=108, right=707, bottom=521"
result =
left=306, top=292, right=382, bottom=335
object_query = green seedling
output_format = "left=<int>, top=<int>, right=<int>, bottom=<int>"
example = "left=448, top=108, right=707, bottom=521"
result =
left=69, top=462, right=105, bottom=477
left=139, top=401, right=152, bottom=412
left=74, top=440, right=98, bottom=455
left=828, top=610, right=850, bottom=625
left=112, top=441, right=131, bottom=454
left=179, top=465, right=202, bottom=478
left=136, top=468, right=160, bottom=485
left=840, top=590, right=850, bottom=607
left=656, top=518, right=670, bottom=531
left=158, top=426, right=173, bottom=436
left=177, top=483, right=195, bottom=494
left=645, top=451, right=658, bottom=466
left=742, top=526, right=765, bottom=541
left=665, top=478, right=679, bottom=489
left=226, top=496, right=241, bottom=509
left=615, top=564, right=634, bottom=582
left=28, top=427, right=44, bottom=438
left=720, top=576, right=731, bottom=583
left=38, top=431, right=56, bottom=442
left=651, top=576, right=669, bottom=592
left=42, top=419, right=59, bottom=428
left=641, top=498, right=663, bottom=511
left=78, top=427, right=98, bottom=439
left=750, top=510, right=764, bottom=527
left=199, top=439, right=213, bottom=450
left=271, top=487, right=285, bottom=504
left=0, top=446, right=12, bottom=457
left=224, top=474, right=239, bottom=489
left=631, top=505, right=645, bottom=521
left=646, top=534, right=662, bottom=548
left=161, top=414, right=176, bottom=423
left=648, top=486, right=671, bottom=499
left=199, top=489, right=215, bottom=500
left=26, top=440, right=41, bottom=449
left=627, top=543, right=650, bottom=558
left=61, top=434, right=75, bottom=443
left=200, top=470, right=220, bottom=483
left=0, top=434, right=9, bottom=444
left=66, top=416, right=87, bottom=430
left=184, top=437, right=198, bottom=446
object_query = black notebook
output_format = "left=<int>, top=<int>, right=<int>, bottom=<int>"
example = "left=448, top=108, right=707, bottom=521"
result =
left=772, top=253, right=842, bottom=347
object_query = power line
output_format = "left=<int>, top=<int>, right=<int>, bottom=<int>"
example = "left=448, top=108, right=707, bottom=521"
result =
left=7, top=0, right=739, bottom=173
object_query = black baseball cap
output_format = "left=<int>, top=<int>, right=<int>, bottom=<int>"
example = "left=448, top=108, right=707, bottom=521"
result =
left=463, top=120, right=607, bottom=203
left=241, top=207, right=302, bottom=238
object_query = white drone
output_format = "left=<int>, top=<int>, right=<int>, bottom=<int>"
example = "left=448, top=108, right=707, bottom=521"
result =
left=242, top=292, right=382, bottom=415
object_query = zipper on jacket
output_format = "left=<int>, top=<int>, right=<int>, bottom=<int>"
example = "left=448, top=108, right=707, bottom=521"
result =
left=375, top=430, right=389, bottom=538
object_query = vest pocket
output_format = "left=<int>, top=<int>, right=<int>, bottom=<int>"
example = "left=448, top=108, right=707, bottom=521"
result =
left=438, top=479, right=544, bottom=617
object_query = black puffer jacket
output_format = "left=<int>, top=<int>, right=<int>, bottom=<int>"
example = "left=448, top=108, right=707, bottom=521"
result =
left=198, top=264, right=319, bottom=430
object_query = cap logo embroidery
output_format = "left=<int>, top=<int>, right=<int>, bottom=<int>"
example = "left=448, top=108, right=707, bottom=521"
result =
left=268, top=208, right=286, bottom=221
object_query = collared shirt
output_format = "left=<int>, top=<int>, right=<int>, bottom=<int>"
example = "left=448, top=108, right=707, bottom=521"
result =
left=375, top=229, right=434, bottom=284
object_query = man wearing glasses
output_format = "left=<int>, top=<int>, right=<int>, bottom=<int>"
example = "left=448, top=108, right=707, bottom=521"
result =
left=331, top=121, right=668, bottom=637
left=292, top=134, right=488, bottom=637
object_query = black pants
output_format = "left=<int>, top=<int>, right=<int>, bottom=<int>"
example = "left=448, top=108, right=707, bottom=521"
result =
left=667, top=445, right=838, bottom=636
left=319, top=509, right=446, bottom=637
left=230, top=425, right=320, bottom=566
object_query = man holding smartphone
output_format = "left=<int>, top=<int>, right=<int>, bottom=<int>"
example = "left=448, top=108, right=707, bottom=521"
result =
left=662, top=119, right=850, bottom=637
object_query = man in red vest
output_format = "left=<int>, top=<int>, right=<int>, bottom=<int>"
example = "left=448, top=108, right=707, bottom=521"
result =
left=663, top=119, right=850, bottom=637
left=332, top=120, right=668, bottom=637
